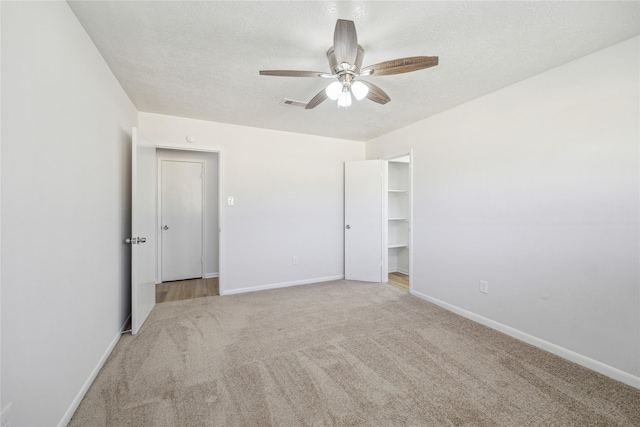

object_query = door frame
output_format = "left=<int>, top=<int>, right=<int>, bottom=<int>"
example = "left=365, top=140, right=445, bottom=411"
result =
left=154, top=145, right=225, bottom=295
left=383, top=149, right=413, bottom=293
left=157, top=159, right=206, bottom=282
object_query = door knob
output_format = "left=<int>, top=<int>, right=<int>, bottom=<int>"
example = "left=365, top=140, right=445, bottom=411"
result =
left=163, top=225, right=169, bottom=230
left=346, top=225, right=351, bottom=229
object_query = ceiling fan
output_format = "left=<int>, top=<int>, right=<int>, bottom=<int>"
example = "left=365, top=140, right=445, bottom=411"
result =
left=260, top=19, right=438, bottom=109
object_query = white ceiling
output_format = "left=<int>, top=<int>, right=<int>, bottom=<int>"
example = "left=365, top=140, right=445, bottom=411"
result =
left=68, top=1, right=639, bottom=141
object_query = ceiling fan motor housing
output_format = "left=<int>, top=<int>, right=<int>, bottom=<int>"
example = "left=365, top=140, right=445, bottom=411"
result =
left=327, top=45, right=365, bottom=74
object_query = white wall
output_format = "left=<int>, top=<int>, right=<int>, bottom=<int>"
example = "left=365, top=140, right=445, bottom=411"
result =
left=0, top=2, right=3, bottom=422
left=1, top=2, right=137, bottom=426
left=156, top=149, right=219, bottom=278
left=139, top=113, right=365, bottom=294
left=368, top=37, right=640, bottom=384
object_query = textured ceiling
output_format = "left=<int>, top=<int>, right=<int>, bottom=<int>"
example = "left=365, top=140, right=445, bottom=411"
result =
left=68, top=1, right=639, bottom=141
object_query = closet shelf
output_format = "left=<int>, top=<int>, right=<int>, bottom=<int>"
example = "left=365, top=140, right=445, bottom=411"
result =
left=388, top=217, right=408, bottom=221
left=388, top=243, right=408, bottom=249
left=388, top=189, right=407, bottom=193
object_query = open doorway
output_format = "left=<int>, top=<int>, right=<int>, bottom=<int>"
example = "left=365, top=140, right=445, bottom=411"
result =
left=155, top=148, right=220, bottom=302
left=387, top=153, right=411, bottom=292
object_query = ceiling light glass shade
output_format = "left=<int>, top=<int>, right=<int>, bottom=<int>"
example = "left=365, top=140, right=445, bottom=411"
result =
left=338, top=90, right=352, bottom=108
left=351, top=81, right=369, bottom=100
left=325, top=81, right=342, bottom=100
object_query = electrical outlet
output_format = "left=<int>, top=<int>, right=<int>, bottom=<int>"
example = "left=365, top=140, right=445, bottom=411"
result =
left=227, top=196, right=234, bottom=206
left=293, top=256, right=299, bottom=265
left=1, top=402, right=13, bottom=427
left=479, top=280, right=489, bottom=294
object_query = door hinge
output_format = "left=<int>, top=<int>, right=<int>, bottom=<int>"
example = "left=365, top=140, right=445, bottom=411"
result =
left=125, top=237, right=147, bottom=244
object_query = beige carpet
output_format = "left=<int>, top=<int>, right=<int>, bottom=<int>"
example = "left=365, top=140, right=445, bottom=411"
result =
left=70, top=280, right=640, bottom=426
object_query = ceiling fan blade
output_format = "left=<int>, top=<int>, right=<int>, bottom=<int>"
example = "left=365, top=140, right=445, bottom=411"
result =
left=333, top=19, right=358, bottom=65
left=360, top=80, right=391, bottom=105
left=305, top=88, right=328, bottom=109
left=259, top=70, right=325, bottom=77
left=361, top=56, right=439, bottom=76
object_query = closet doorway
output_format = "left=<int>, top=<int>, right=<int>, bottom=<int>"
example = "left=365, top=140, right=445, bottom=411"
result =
left=155, top=148, right=220, bottom=302
left=387, top=153, right=411, bottom=292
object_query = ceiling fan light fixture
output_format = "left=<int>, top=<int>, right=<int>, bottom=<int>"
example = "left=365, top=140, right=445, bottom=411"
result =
left=325, top=81, right=342, bottom=100
left=338, top=90, right=352, bottom=108
left=351, top=81, right=369, bottom=101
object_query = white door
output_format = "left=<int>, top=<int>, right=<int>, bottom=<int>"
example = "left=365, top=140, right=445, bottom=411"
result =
left=161, top=161, right=203, bottom=281
left=344, top=160, right=387, bottom=282
left=131, top=128, right=157, bottom=335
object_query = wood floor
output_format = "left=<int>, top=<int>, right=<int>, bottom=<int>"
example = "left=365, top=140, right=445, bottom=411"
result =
left=388, top=272, right=409, bottom=292
left=156, top=274, right=405, bottom=302
left=156, top=277, right=219, bottom=303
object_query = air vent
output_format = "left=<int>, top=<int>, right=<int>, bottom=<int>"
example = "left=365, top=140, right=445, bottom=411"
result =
left=280, top=98, right=308, bottom=108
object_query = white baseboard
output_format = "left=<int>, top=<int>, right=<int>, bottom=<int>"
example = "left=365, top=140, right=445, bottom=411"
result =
left=221, top=275, right=344, bottom=296
left=389, top=268, right=409, bottom=275
left=58, top=314, right=131, bottom=426
left=410, top=290, right=640, bottom=390
left=157, top=273, right=219, bottom=284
